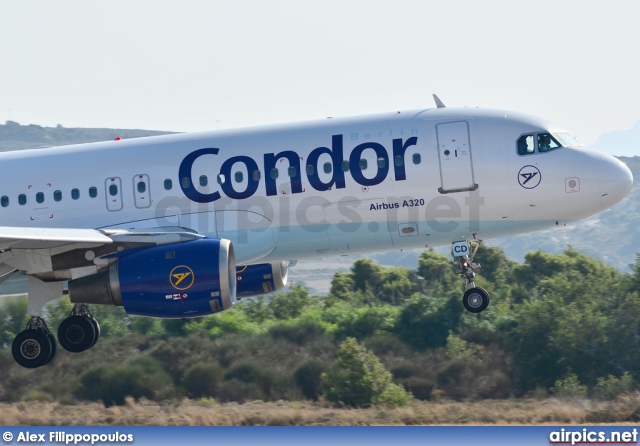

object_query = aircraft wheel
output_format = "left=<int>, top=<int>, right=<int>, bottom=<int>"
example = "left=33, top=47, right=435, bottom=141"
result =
left=88, top=317, right=100, bottom=348
left=58, top=315, right=96, bottom=353
left=462, top=287, right=490, bottom=313
left=12, top=329, right=53, bottom=369
left=45, top=332, right=57, bottom=365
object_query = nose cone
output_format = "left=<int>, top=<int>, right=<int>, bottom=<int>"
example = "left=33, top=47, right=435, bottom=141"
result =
left=598, top=154, right=633, bottom=210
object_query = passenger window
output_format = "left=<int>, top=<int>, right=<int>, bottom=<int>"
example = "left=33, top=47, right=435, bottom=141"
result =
left=538, top=133, right=561, bottom=152
left=270, top=168, right=279, bottom=180
left=395, top=155, right=404, bottom=167
left=181, top=177, right=190, bottom=188
left=54, top=190, right=62, bottom=202
left=288, top=166, right=297, bottom=178
left=164, top=179, right=172, bottom=190
left=137, top=181, right=146, bottom=193
left=18, top=194, right=26, bottom=205
left=342, top=161, right=350, bottom=172
left=517, top=135, right=535, bottom=155
left=108, top=185, right=117, bottom=197
left=323, top=162, right=332, bottom=174
left=71, top=189, right=80, bottom=200
left=36, top=192, right=44, bottom=204
left=1, top=196, right=8, bottom=207
left=306, top=165, right=314, bottom=175
left=253, top=170, right=261, bottom=181
left=199, top=175, right=208, bottom=187
left=235, top=171, right=243, bottom=183
left=359, top=159, right=368, bottom=170
left=377, top=157, right=386, bottom=168
left=412, top=153, right=421, bottom=165
left=217, top=174, right=225, bottom=185
left=89, top=187, right=98, bottom=198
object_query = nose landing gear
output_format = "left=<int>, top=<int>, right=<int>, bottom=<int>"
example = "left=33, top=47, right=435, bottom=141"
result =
left=454, top=241, right=490, bottom=313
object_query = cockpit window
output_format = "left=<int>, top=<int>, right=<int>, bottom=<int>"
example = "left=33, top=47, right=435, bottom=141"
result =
left=537, top=133, right=561, bottom=152
left=554, top=132, right=582, bottom=148
left=517, top=131, right=570, bottom=155
left=517, top=135, right=535, bottom=155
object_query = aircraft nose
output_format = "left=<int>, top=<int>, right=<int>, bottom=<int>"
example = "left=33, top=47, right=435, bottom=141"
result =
left=598, top=154, right=633, bottom=210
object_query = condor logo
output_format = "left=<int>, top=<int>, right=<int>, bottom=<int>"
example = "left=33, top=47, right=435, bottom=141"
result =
left=178, top=134, right=419, bottom=203
left=518, top=165, right=541, bottom=189
left=170, top=265, right=195, bottom=290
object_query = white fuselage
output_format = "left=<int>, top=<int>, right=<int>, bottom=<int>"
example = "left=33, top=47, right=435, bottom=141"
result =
left=0, top=107, right=632, bottom=264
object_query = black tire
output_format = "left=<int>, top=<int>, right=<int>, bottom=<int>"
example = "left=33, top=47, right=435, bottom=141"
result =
left=45, top=332, right=57, bottom=365
left=12, top=330, right=53, bottom=369
left=462, top=287, right=490, bottom=313
left=57, top=315, right=96, bottom=353
left=88, top=317, right=100, bottom=348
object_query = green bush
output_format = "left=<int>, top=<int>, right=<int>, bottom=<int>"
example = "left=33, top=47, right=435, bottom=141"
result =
left=294, top=360, right=328, bottom=401
left=391, top=364, right=435, bottom=400
left=182, top=363, right=224, bottom=398
left=322, top=337, right=412, bottom=407
left=78, top=356, right=174, bottom=407
left=551, top=373, right=588, bottom=399
left=593, top=373, right=635, bottom=400
left=224, top=361, right=289, bottom=401
left=268, top=322, right=325, bottom=345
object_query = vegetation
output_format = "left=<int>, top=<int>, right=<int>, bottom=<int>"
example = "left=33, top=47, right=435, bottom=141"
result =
left=1, top=246, right=640, bottom=415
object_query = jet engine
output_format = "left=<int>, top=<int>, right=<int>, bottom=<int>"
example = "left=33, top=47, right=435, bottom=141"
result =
left=236, top=261, right=288, bottom=299
left=69, top=238, right=236, bottom=318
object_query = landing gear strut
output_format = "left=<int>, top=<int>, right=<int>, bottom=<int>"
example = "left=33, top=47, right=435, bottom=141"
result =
left=455, top=241, right=490, bottom=313
left=58, top=304, right=100, bottom=353
left=12, top=317, right=56, bottom=368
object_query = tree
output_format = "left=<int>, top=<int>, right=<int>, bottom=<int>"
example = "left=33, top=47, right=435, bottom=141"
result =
left=395, top=292, right=463, bottom=350
left=269, top=284, right=312, bottom=319
left=416, top=250, right=459, bottom=298
left=322, top=337, right=412, bottom=407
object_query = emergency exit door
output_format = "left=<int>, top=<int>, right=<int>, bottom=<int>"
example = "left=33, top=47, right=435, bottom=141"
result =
left=436, top=121, right=477, bottom=193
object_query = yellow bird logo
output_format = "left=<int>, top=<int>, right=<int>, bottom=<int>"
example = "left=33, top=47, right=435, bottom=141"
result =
left=169, top=265, right=195, bottom=290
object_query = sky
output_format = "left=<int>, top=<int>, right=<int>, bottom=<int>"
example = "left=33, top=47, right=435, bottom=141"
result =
left=1, top=0, right=639, bottom=155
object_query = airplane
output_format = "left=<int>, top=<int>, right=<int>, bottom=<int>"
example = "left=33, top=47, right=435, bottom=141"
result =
left=0, top=95, right=632, bottom=368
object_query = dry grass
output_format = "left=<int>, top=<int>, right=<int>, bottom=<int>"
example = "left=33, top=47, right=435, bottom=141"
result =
left=2, top=395, right=640, bottom=426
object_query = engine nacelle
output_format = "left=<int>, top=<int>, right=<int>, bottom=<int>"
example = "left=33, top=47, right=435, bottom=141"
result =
left=236, top=262, right=288, bottom=299
left=69, top=238, right=236, bottom=318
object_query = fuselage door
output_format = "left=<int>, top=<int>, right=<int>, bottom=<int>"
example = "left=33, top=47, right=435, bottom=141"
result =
left=436, top=121, right=477, bottom=193
left=105, top=177, right=123, bottom=211
left=133, top=174, right=151, bottom=209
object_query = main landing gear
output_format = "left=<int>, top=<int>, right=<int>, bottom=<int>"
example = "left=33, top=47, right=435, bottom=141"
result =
left=58, top=304, right=101, bottom=353
left=11, top=277, right=101, bottom=368
left=11, top=317, right=57, bottom=369
left=12, top=304, right=101, bottom=368
left=456, top=241, right=490, bottom=313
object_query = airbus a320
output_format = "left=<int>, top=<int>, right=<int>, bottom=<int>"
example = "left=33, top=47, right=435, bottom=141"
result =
left=0, top=96, right=632, bottom=368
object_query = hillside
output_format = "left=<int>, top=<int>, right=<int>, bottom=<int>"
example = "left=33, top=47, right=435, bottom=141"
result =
left=0, top=120, right=174, bottom=151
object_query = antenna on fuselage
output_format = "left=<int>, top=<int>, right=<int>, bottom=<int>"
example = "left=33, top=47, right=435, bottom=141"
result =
left=433, top=94, right=446, bottom=108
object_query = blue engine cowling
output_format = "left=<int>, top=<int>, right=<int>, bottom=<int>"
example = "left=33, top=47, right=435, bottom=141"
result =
left=236, top=262, right=288, bottom=299
left=69, top=238, right=236, bottom=318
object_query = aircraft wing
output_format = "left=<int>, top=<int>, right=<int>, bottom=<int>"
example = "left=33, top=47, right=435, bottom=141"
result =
left=0, top=226, right=205, bottom=277
left=0, top=227, right=113, bottom=250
